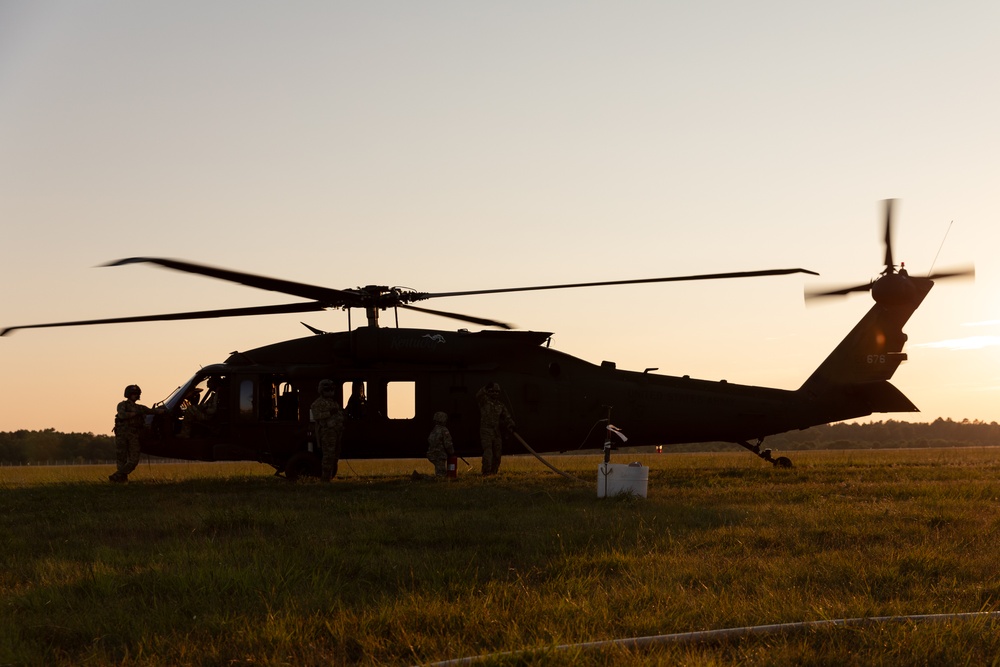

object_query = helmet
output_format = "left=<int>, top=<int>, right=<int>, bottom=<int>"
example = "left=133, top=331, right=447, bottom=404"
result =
left=433, top=411, right=448, bottom=425
left=318, top=379, right=336, bottom=393
left=124, top=384, right=141, bottom=398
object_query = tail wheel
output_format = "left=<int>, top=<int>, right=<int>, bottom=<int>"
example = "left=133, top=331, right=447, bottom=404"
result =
left=284, top=451, right=321, bottom=481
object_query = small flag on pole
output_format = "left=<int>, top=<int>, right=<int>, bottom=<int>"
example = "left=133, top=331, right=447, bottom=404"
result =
left=606, top=424, right=628, bottom=442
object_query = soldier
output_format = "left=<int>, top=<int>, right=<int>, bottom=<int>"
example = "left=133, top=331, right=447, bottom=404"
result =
left=311, top=379, right=345, bottom=481
left=477, top=382, right=515, bottom=475
left=110, top=385, right=165, bottom=483
left=179, top=376, right=223, bottom=438
left=199, top=376, right=223, bottom=419
left=345, top=380, right=366, bottom=420
left=426, top=411, right=455, bottom=477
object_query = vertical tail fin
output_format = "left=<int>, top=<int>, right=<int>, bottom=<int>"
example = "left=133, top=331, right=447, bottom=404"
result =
left=798, top=276, right=933, bottom=418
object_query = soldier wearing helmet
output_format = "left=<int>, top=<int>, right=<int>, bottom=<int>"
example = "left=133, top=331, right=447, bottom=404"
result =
left=110, top=384, right=166, bottom=483
left=346, top=380, right=367, bottom=420
left=310, top=379, right=345, bottom=481
left=196, top=376, right=224, bottom=421
left=426, top=411, right=455, bottom=477
left=179, top=376, right=224, bottom=438
left=476, top=382, right=515, bottom=476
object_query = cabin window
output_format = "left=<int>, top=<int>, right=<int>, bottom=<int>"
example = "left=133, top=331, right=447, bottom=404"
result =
left=386, top=381, right=415, bottom=420
left=276, top=382, right=299, bottom=421
left=343, top=380, right=367, bottom=420
left=238, top=380, right=255, bottom=419
left=257, top=376, right=299, bottom=422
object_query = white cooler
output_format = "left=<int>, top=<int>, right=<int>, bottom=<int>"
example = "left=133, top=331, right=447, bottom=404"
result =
left=597, top=462, right=648, bottom=498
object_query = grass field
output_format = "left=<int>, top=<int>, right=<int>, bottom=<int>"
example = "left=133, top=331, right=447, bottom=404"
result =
left=3, top=449, right=1000, bottom=665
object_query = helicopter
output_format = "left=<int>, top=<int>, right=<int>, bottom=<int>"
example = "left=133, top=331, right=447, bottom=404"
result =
left=2, top=200, right=972, bottom=477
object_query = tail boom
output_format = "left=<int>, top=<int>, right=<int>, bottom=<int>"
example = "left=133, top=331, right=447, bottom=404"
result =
left=796, top=276, right=932, bottom=422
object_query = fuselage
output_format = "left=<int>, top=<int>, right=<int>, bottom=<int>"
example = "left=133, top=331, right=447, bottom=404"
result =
left=139, top=325, right=866, bottom=469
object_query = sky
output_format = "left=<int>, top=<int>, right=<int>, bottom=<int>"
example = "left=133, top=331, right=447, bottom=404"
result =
left=1, top=1, right=998, bottom=436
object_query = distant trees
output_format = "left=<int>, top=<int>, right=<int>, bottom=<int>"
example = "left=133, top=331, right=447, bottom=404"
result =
left=0, top=429, right=116, bottom=464
left=764, top=418, right=1000, bottom=451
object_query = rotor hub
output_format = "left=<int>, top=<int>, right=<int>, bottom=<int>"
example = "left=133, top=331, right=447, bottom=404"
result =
left=871, top=272, right=919, bottom=306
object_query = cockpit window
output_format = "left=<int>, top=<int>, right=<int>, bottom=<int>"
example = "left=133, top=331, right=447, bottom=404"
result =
left=162, top=375, right=201, bottom=410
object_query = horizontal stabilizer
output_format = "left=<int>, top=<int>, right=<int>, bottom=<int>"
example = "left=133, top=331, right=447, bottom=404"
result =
left=849, top=381, right=918, bottom=413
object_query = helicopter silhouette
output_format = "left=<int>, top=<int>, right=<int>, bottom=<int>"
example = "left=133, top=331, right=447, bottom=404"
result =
left=2, top=200, right=972, bottom=477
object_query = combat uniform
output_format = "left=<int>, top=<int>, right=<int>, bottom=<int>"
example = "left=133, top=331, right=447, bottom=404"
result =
left=112, top=399, right=157, bottom=481
left=477, top=384, right=515, bottom=475
left=426, top=411, right=455, bottom=477
left=311, top=385, right=344, bottom=481
left=184, top=389, right=219, bottom=427
left=346, top=381, right=366, bottom=420
left=196, top=390, right=220, bottom=419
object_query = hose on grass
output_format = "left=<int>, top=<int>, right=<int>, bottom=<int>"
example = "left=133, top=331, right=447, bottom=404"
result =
left=513, top=432, right=588, bottom=484
left=421, top=611, right=1000, bottom=666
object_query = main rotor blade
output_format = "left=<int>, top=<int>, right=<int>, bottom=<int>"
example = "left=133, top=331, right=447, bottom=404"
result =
left=1, top=302, right=328, bottom=336
left=805, top=283, right=874, bottom=299
left=423, top=268, right=819, bottom=299
left=883, top=199, right=895, bottom=271
left=399, top=304, right=514, bottom=330
left=105, top=257, right=359, bottom=306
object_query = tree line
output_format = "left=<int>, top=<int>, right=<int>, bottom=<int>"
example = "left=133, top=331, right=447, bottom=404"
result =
left=769, top=417, right=1000, bottom=450
left=2, top=418, right=1000, bottom=464
left=666, top=418, right=1000, bottom=453
left=0, top=429, right=116, bottom=465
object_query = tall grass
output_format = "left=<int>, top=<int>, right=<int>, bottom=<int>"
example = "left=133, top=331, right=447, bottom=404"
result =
left=2, top=450, right=1000, bottom=665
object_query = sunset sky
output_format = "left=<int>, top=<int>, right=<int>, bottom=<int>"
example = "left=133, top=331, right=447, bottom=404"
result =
left=1, top=1, right=998, bottom=437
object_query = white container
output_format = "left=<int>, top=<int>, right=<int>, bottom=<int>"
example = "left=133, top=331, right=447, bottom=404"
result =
left=597, top=462, right=648, bottom=498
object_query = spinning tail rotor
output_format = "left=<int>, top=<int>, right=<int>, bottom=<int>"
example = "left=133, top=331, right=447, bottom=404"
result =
left=806, top=199, right=974, bottom=304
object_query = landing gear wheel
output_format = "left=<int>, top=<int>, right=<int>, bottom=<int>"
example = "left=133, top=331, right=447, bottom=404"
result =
left=284, top=451, right=321, bottom=481
left=737, top=439, right=792, bottom=468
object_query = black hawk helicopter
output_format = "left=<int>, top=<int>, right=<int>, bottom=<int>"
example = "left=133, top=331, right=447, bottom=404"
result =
left=2, top=200, right=971, bottom=477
